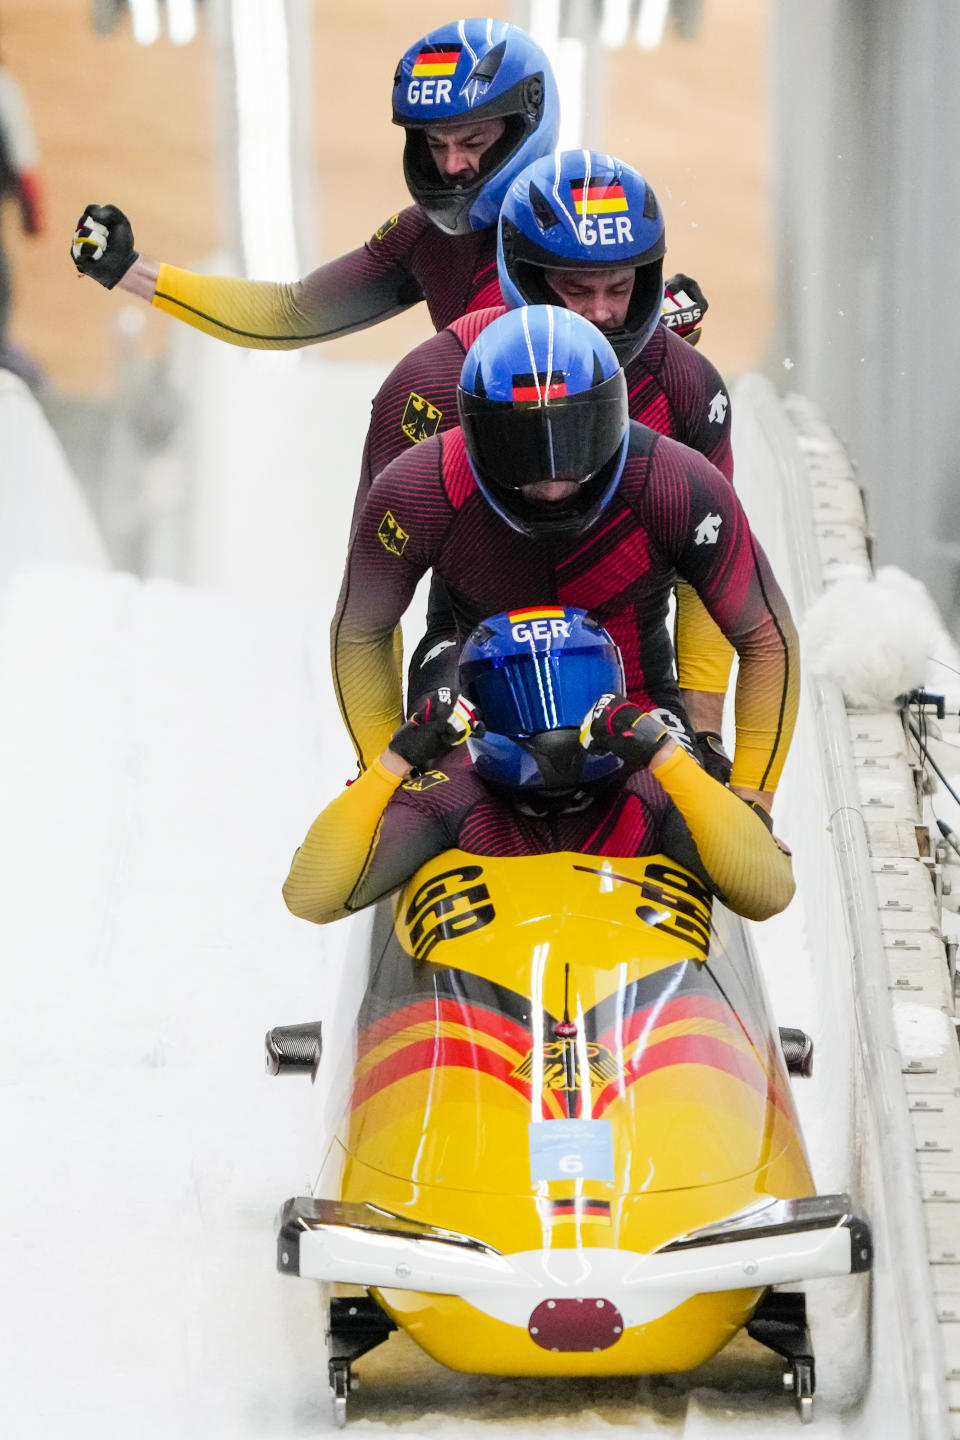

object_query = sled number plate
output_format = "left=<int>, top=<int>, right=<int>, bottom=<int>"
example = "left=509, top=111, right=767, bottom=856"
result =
left=528, top=1119, right=615, bottom=1182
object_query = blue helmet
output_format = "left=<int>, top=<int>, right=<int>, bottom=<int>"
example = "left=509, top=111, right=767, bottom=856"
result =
left=391, top=19, right=559, bottom=237
left=498, top=151, right=667, bottom=365
left=457, top=305, right=630, bottom=539
left=460, top=607, right=624, bottom=794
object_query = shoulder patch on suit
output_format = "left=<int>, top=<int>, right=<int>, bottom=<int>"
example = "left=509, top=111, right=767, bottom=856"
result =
left=708, top=389, right=728, bottom=424
left=372, top=213, right=399, bottom=241
left=401, top=391, right=443, bottom=444
left=401, top=769, right=450, bottom=792
left=377, top=510, right=410, bottom=556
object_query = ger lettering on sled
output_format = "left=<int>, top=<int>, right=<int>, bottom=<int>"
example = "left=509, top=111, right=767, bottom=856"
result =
left=268, top=850, right=871, bottom=1426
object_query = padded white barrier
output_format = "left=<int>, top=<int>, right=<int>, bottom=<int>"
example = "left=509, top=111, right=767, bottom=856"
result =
left=0, top=371, right=107, bottom=598
left=735, top=374, right=953, bottom=1437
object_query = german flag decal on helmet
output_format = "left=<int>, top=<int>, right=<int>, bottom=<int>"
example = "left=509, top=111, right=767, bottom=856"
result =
left=571, top=180, right=629, bottom=215
left=411, top=44, right=462, bottom=77
left=511, top=371, right=567, bottom=402
left=507, top=606, right=566, bottom=622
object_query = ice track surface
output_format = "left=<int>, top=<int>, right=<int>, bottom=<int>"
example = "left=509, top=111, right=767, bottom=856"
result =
left=0, top=355, right=906, bottom=1436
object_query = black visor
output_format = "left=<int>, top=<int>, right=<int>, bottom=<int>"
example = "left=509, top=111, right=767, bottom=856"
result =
left=457, top=371, right=628, bottom=493
left=461, top=645, right=623, bottom=736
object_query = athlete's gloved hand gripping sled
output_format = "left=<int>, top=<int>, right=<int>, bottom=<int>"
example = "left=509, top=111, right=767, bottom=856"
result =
left=389, top=689, right=478, bottom=772
left=288, top=609, right=795, bottom=925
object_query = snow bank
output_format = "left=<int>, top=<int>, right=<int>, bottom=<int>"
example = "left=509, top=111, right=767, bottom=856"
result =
left=0, top=371, right=107, bottom=596
left=0, top=565, right=355, bottom=1438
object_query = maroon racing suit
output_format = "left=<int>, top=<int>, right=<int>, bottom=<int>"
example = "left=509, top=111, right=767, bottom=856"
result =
left=282, top=742, right=797, bottom=927
left=356, top=305, right=732, bottom=512
left=350, top=306, right=735, bottom=701
left=336, top=750, right=724, bottom=912
left=284, top=206, right=502, bottom=336
left=332, top=423, right=799, bottom=792
left=153, top=205, right=502, bottom=347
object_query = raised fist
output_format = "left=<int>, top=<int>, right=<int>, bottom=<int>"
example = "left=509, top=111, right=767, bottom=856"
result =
left=580, top=693, right=673, bottom=767
left=390, top=689, right=478, bottom=772
left=71, top=203, right=138, bottom=288
left=662, top=272, right=708, bottom=347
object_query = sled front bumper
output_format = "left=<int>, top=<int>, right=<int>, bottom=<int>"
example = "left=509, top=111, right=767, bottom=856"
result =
left=277, top=1194, right=871, bottom=1330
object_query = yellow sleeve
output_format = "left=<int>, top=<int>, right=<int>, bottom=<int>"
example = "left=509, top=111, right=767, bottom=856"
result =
left=331, top=623, right=406, bottom=771
left=153, top=265, right=324, bottom=350
left=652, top=746, right=795, bottom=921
left=282, top=759, right=403, bottom=924
left=728, top=613, right=800, bottom=795
left=674, top=580, right=735, bottom=693
left=329, top=484, right=424, bottom=768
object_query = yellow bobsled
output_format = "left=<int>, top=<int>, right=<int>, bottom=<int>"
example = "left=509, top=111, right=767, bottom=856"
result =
left=272, top=850, right=871, bottom=1424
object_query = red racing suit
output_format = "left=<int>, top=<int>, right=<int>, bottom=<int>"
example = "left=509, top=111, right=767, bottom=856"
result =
left=354, top=308, right=736, bottom=701
left=152, top=206, right=501, bottom=347
left=358, top=306, right=732, bottom=502
left=332, top=422, right=799, bottom=792
left=282, top=745, right=796, bottom=926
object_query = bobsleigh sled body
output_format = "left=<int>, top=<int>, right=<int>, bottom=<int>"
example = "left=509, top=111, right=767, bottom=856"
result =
left=276, top=848, right=871, bottom=1405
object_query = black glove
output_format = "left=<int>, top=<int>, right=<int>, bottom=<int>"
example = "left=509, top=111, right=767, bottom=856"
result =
left=743, top=797, right=775, bottom=833
left=663, top=272, right=708, bottom=347
left=696, top=730, right=733, bottom=785
left=71, top=203, right=138, bottom=288
left=390, top=689, right=478, bottom=772
left=580, top=693, right=673, bottom=767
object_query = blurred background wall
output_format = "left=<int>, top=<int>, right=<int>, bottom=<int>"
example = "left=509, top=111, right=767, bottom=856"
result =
left=770, top=0, right=960, bottom=624
left=9, top=1, right=954, bottom=628
left=1, top=0, right=220, bottom=395
left=0, top=0, right=770, bottom=391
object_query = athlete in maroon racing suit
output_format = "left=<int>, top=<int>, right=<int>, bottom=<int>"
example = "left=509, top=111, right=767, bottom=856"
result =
left=333, top=307, right=798, bottom=818
left=70, top=27, right=706, bottom=353
left=69, top=21, right=558, bottom=343
left=287, top=613, right=795, bottom=926
left=360, top=153, right=730, bottom=497
left=361, top=303, right=730, bottom=499
left=353, top=154, right=735, bottom=762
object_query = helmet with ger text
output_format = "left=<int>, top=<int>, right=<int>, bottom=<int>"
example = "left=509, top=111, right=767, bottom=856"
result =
left=498, top=150, right=666, bottom=365
left=392, top=19, right=559, bottom=236
left=460, top=607, right=624, bottom=793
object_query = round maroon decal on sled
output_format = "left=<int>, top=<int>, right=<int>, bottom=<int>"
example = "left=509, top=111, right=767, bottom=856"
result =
left=528, top=1297, right=624, bottom=1352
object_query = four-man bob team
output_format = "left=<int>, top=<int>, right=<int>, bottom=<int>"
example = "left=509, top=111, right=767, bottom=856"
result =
left=70, top=16, right=799, bottom=924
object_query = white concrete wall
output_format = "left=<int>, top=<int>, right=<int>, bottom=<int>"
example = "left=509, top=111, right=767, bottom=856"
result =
left=0, top=371, right=108, bottom=598
left=769, top=1, right=960, bottom=625
left=735, top=374, right=952, bottom=1437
